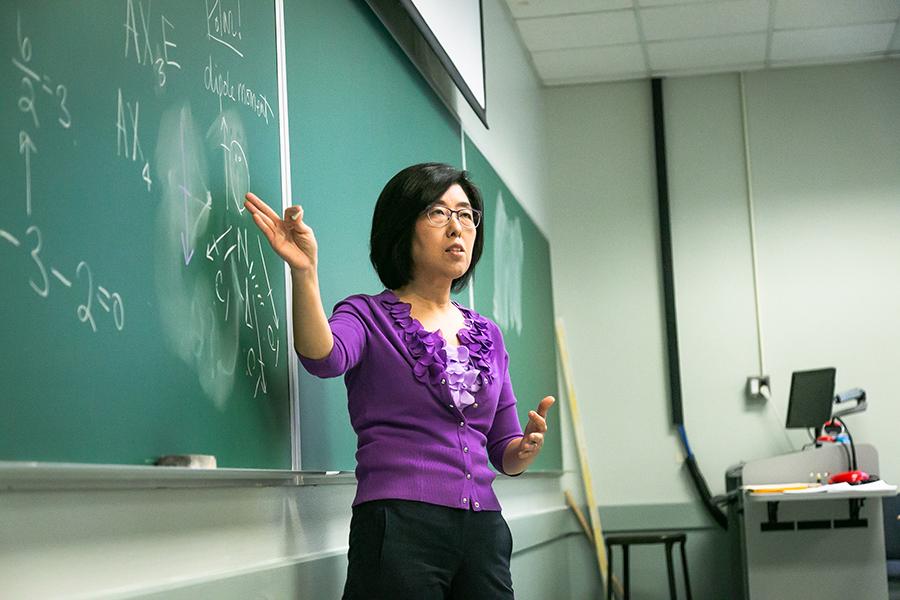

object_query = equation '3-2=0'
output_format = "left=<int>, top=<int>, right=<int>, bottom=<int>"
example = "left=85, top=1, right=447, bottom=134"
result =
left=0, top=225, right=125, bottom=333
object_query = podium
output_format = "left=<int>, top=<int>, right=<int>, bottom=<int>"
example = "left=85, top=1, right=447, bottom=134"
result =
left=726, top=444, right=891, bottom=600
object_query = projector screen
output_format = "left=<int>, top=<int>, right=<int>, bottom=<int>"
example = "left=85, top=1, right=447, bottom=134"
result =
left=367, top=0, right=488, bottom=127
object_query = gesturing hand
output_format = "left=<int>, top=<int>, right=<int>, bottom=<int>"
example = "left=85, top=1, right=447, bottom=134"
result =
left=516, top=396, right=555, bottom=460
left=244, top=192, right=318, bottom=274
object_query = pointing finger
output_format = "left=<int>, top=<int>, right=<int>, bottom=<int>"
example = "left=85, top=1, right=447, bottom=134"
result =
left=245, top=192, right=281, bottom=222
left=251, top=208, right=278, bottom=235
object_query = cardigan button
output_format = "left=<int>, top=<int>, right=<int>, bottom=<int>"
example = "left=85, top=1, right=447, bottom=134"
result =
left=463, top=446, right=469, bottom=453
left=474, top=501, right=480, bottom=509
left=473, top=403, right=478, bottom=408
left=459, top=421, right=464, bottom=427
left=440, top=378, right=446, bottom=385
left=466, top=473, right=472, bottom=480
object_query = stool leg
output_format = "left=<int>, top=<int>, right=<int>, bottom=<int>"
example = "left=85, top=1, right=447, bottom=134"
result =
left=665, top=541, right=677, bottom=600
left=606, top=543, right=613, bottom=600
left=679, top=540, right=693, bottom=600
left=623, top=545, right=630, bottom=600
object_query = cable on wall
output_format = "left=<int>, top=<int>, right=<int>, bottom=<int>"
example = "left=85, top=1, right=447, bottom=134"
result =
left=739, top=72, right=766, bottom=382
left=651, top=77, right=727, bottom=530
left=739, top=73, right=795, bottom=450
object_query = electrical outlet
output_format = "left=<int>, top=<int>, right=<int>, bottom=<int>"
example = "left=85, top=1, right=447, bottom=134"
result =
left=746, top=375, right=770, bottom=400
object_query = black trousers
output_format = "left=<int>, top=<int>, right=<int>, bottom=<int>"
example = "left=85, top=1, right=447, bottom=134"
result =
left=342, top=499, right=515, bottom=600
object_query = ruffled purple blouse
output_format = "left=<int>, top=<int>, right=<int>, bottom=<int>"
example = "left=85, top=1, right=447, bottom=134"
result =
left=298, top=290, right=523, bottom=512
left=445, top=343, right=481, bottom=410
left=380, top=292, right=496, bottom=388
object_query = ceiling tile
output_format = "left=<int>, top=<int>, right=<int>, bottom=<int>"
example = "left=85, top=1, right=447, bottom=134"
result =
left=517, top=11, right=639, bottom=51
left=771, top=22, right=896, bottom=61
left=647, top=33, right=766, bottom=70
left=532, top=44, right=647, bottom=82
left=774, top=0, right=900, bottom=30
left=640, top=0, right=769, bottom=41
left=506, top=0, right=630, bottom=19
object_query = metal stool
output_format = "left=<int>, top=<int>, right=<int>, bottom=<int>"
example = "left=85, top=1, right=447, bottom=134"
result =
left=605, top=532, right=693, bottom=600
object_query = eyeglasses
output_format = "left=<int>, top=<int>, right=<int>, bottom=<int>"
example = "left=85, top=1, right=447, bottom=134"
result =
left=423, top=205, right=482, bottom=229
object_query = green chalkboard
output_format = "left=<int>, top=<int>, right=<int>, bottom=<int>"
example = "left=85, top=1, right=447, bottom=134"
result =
left=464, top=138, right=562, bottom=472
left=286, top=0, right=462, bottom=470
left=0, top=0, right=560, bottom=474
left=0, top=0, right=291, bottom=467
left=287, top=0, right=561, bottom=472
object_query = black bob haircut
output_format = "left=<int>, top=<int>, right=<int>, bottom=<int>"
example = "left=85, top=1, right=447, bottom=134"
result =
left=370, top=163, right=484, bottom=293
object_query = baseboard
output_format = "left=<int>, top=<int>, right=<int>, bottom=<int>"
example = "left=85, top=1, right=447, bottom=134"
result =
left=112, top=502, right=707, bottom=598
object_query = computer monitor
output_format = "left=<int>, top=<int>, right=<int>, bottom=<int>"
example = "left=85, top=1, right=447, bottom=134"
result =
left=785, top=368, right=836, bottom=429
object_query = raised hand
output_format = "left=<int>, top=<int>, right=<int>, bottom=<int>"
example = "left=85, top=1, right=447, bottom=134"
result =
left=516, top=396, right=555, bottom=460
left=244, top=192, right=318, bottom=274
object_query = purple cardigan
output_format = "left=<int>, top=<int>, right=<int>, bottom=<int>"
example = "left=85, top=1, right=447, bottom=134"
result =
left=299, top=290, right=523, bottom=511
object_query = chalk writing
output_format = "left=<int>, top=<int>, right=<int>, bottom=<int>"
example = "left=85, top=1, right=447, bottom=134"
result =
left=206, top=0, right=244, bottom=57
left=204, top=222, right=280, bottom=397
left=124, top=0, right=182, bottom=87
left=247, top=299, right=267, bottom=395
left=76, top=261, right=97, bottom=332
left=266, top=324, right=280, bottom=369
left=26, top=225, right=49, bottom=298
left=74, top=262, right=124, bottom=332
left=4, top=1, right=287, bottom=431
left=204, top=56, right=274, bottom=124
left=157, top=15, right=182, bottom=86
left=17, top=71, right=39, bottom=128
left=257, top=235, right=278, bottom=330
left=19, top=131, right=36, bottom=216
left=2, top=225, right=125, bottom=332
left=13, top=60, right=73, bottom=129
left=14, top=14, right=38, bottom=127
left=17, top=10, right=31, bottom=61
left=204, top=54, right=235, bottom=112
left=14, top=12, right=72, bottom=217
left=55, top=84, right=70, bottom=128
left=206, top=225, right=233, bottom=260
left=154, top=106, right=280, bottom=402
left=51, top=268, right=71, bottom=287
left=179, top=109, right=196, bottom=264
left=0, top=230, right=21, bottom=248
left=236, top=81, right=273, bottom=125
left=218, top=115, right=249, bottom=211
left=492, top=191, right=524, bottom=334
left=14, top=13, right=71, bottom=130
left=115, top=88, right=152, bottom=191
left=12, top=59, right=72, bottom=130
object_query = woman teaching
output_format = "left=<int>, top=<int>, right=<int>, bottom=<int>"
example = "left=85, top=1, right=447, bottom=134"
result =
left=244, top=162, right=555, bottom=599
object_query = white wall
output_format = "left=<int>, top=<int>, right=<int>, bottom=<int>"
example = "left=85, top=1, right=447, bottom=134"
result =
left=664, top=73, right=800, bottom=484
left=546, top=59, right=900, bottom=508
left=1, top=483, right=358, bottom=598
left=545, top=80, right=696, bottom=505
left=669, top=61, right=900, bottom=490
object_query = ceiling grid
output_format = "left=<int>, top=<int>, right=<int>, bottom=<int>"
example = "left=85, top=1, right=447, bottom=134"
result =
left=505, top=0, right=900, bottom=85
